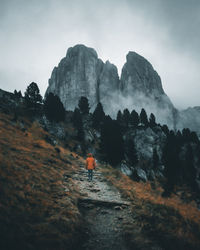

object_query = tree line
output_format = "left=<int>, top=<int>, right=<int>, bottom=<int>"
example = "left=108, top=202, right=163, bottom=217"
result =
left=19, top=82, right=200, bottom=196
left=19, top=82, right=66, bottom=122
left=72, top=95, right=200, bottom=197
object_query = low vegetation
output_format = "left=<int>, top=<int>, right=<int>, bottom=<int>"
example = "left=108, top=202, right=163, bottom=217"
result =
left=1, top=86, right=200, bottom=249
left=0, top=112, right=83, bottom=250
left=101, top=165, right=200, bottom=249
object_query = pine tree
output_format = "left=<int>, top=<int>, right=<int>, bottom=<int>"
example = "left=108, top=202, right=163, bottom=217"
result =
left=77, top=120, right=84, bottom=141
left=126, top=139, right=138, bottom=165
left=116, top=110, right=124, bottom=133
left=176, top=130, right=182, bottom=139
left=71, top=108, right=84, bottom=141
left=140, top=108, right=148, bottom=127
left=100, top=116, right=124, bottom=165
left=162, top=124, right=169, bottom=136
left=24, top=82, right=42, bottom=110
left=14, top=90, right=22, bottom=98
left=176, top=130, right=183, bottom=146
left=130, top=110, right=139, bottom=128
left=182, top=128, right=191, bottom=143
left=162, top=131, right=181, bottom=196
left=44, top=93, right=65, bottom=122
left=100, top=116, right=112, bottom=160
left=18, top=91, right=22, bottom=98
left=149, top=113, right=156, bottom=127
left=123, top=108, right=130, bottom=128
left=190, top=131, right=199, bottom=144
left=152, top=148, right=159, bottom=168
left=116, top=110, right=123, bottom=125
left=184, top=144, right=197, bottom=191
left=92, top=102, right=105, bottom=129
left=162, top=133, right=175, bottom=196
left=78, top=96, right=90, bottom=115
left=72, top=108, right=82, bottom=128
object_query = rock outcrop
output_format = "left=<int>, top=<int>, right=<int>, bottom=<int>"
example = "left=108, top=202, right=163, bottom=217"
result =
left=176, top=107, right=200, bottom=136
left=124, top=126, right=166, bottom=162
left=119, top=52, right=176, bottom=127
left=98, top=60, right=120, bottom=114
left=120, top=52, right=164, bottom=96
left=46, top=44, right=183, bottom=129
left=46, top=45, right=119, bottom=114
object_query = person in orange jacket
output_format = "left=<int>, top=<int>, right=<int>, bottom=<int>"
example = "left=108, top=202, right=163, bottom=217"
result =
left=86, top=153, right=96, bottom=181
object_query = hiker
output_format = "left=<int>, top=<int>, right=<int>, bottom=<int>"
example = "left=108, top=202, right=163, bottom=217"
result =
left=86, top=153, right=96, bottom=181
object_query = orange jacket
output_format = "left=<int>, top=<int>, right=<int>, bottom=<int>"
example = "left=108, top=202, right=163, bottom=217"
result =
left=86, top=157, right=96, bottom=170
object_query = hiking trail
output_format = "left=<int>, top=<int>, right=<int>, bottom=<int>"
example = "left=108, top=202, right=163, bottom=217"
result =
left=64, top=162, right=133, bottom=250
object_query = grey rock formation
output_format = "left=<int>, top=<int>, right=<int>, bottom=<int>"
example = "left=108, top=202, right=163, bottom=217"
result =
left=134, top=168, right=148, bottom=182
left=0, top=88, right=23, bottom=113
left=98, top=60, right=120, bottom=114
left=40, top=115, right=66, bottom=140
left=120, top=52, right=164, bottom=96
left=176, top=106, right=200, bottom=136
left=46, top=45, right=101, bottom=110
left=120, top=52, right=176, bottom=127
left=46, top=44, right=119, bottom=113
left=46, top=44, right=191, bottom=130
left=120, top=162, right=132, bottom=176
left=124, top=126, right=166, bottom=163
left=122, top=126, right=166, bottom=181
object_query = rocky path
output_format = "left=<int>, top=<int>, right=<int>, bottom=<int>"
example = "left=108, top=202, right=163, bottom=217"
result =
left=65, top=163, right=134, bottom=250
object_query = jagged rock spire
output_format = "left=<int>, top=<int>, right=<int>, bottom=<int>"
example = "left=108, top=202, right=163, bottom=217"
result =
left=46, top=44, right=175, bottom=127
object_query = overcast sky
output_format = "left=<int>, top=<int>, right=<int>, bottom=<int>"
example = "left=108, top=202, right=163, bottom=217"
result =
left=0, top=0, right=200, bottom=109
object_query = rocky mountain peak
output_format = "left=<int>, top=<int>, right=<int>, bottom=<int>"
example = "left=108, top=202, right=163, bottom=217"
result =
left=46, top=44, right=175, bottom=126
left=66, top=44, right=98, bottom=59
left=120, top=51, right=164, bottom=96
left=46, top=44, right=120, bottom=113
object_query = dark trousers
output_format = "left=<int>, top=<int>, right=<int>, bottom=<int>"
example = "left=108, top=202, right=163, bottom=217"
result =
left=88, top=170, right=93, bottom=180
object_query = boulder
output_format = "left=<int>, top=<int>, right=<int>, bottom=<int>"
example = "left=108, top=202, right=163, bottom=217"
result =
left=120, top=162, right=132, bottom=176
left=132, top=168, right=148, bottom=182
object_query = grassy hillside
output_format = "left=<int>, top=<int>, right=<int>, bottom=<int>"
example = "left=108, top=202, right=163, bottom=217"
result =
left=1, top=110, right=200, bottom=250
left=0, top=112, right=83, bottom=250
left=102, top=166, right=200, bottom=249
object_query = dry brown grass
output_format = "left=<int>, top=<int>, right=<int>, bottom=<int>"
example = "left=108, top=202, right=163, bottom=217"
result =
left=0, top=112, right=84, bottom=250
left=1, top=110, right=200, bottom=249
left=101, top=165, right=200, bottom=249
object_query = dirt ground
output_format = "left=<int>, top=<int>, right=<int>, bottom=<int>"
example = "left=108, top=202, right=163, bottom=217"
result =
left=65, top=162, right=162, bottom=250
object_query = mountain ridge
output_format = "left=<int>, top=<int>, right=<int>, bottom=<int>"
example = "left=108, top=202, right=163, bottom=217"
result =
left=46, top=44, right=174, bottom=125
left=46, top=44, right=200, bottom=134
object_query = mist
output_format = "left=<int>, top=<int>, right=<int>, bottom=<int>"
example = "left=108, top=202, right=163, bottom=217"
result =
left=0, top=0, right=200, bottom=109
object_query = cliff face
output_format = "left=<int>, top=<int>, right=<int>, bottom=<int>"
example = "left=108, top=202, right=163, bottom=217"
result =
left=47, top=45, right=101, bottom=110
left=46, top=45, right=120, bottom=113
left=98, top=60, right=120, bottom=114
left=119, top=51, right=175, bottom=127
left=46, top=44, right=175, bottom=127
left=120, top=52, right=164, bottom=96
left=176, top=107, right=200, bottom=135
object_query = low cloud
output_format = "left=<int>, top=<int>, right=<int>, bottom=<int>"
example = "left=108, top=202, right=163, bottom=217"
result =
left=0, top=0, right=200, bottom=109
